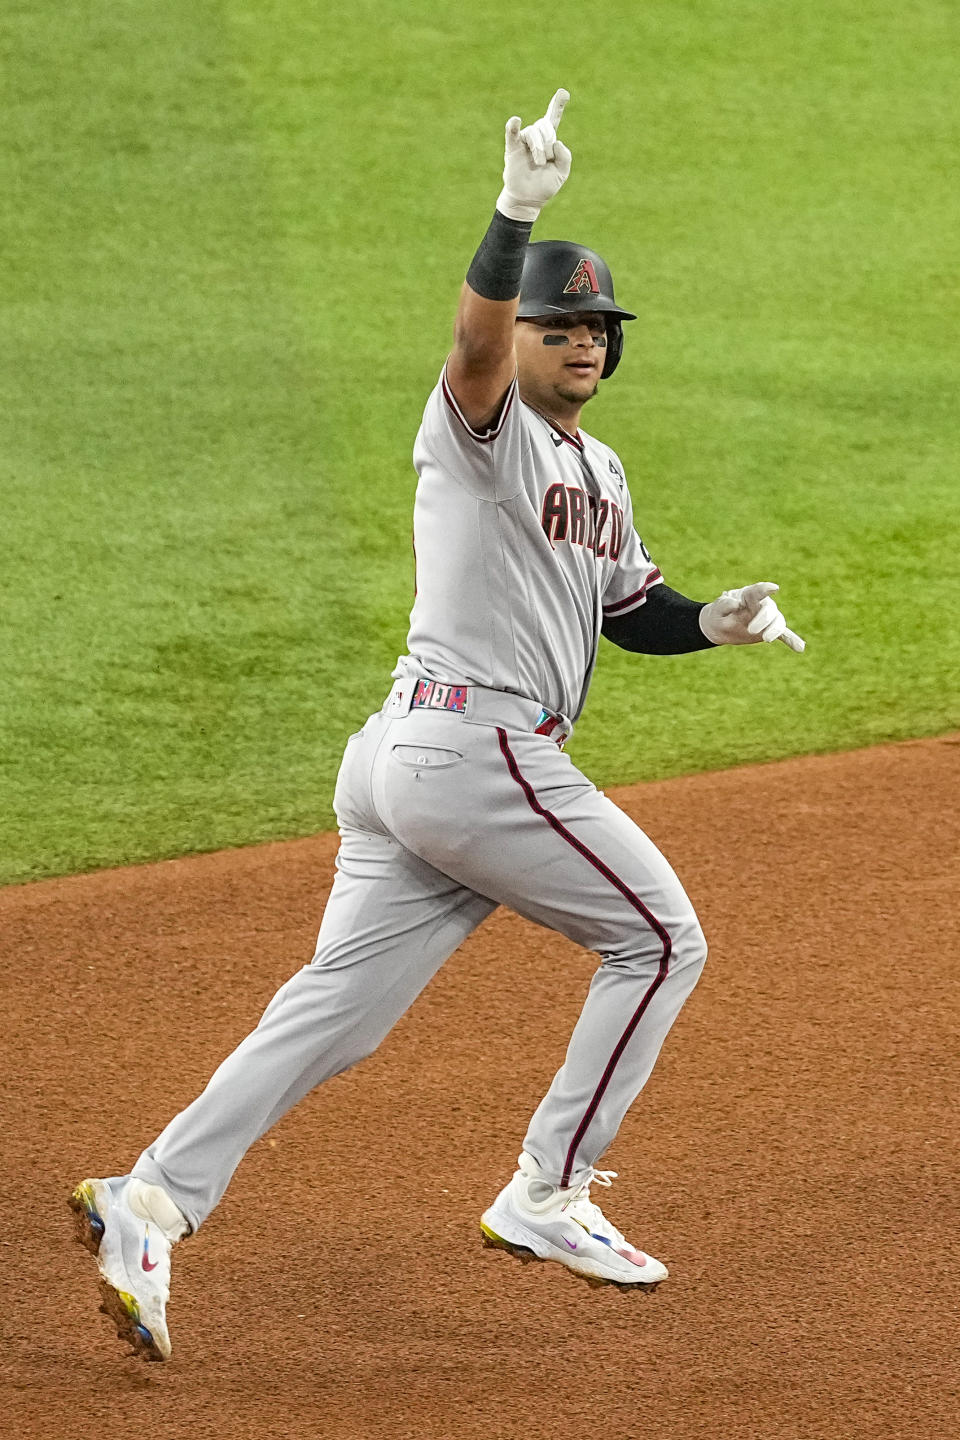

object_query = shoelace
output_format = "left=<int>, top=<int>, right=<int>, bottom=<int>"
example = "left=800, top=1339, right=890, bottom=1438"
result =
left=562, top=1167, right=627, bottom=1246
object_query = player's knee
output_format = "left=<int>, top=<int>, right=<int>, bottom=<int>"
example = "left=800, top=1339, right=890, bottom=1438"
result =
left=610, top=909, right=706, bottom=979
left=669, top=911, right=708, bottom=979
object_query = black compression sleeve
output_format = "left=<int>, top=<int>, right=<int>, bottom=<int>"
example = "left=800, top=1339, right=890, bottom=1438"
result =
left=602, top=583, right=717, bottom=655
left=465, top=210, right=533, bottom=301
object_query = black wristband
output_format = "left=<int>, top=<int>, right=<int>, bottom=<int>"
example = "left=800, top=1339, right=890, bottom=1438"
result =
left=602, top=584, right=717, bottom=655
left=465, top=210, right=533, bottom=302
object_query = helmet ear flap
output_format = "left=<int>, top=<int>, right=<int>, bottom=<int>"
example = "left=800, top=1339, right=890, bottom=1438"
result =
left=601, top=319, right=624, bottom=379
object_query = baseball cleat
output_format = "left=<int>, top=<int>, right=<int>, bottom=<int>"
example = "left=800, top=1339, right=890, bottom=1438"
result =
left=68, top=1176, right=188, bottom=1361
left=480, top=1151, right=667, bottom=1291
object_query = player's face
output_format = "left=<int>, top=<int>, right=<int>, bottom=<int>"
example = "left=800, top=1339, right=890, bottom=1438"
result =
left=514, top=312, right=607, bottom=414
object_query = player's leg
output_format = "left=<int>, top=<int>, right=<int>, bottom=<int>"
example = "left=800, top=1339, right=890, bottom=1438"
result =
left=70, top=825, right=493, bottom=1359
left=481, top=775, right=703, bottom=1289
left=510, top=786, right=706, bottom=1192
left=374, top=718, right=706, bottom=1285
left=379, top=721, right=706, bottom=1176
left=130, top=828, right=495, bottom=1232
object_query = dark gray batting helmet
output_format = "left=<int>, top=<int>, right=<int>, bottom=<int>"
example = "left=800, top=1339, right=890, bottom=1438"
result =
left=517, top=241, right=637, bottom=379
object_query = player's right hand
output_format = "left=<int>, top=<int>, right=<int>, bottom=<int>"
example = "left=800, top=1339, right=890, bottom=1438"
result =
left=496, top=88, right=572, bottom=223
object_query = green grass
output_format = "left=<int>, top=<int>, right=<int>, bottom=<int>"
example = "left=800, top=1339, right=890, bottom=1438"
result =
left=1, top=0, right=958, bottom=883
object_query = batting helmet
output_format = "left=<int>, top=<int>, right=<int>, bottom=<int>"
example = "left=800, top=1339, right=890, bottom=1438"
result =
left=517, top=241, right=637, bottom=380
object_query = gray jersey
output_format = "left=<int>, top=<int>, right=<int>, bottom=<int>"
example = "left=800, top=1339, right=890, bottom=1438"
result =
left=395, top=365, right=662, bottom=723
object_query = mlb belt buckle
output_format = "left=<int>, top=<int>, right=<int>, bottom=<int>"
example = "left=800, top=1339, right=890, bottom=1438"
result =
left=411, top=678, right=468, bottom=713
left=534, top=707, right=569, bottom=749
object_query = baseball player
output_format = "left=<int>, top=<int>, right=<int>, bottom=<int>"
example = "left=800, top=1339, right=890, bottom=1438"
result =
left=69, top=88, right=804, bottom=1361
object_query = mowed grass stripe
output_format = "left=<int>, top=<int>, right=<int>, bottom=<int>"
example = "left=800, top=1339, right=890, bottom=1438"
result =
left=1, top=3, right=380, bottom=882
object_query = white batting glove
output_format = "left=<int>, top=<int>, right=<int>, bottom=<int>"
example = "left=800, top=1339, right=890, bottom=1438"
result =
left=496, top=88, right=572, bottom=223
left=699, top=581, right=806, bottom=652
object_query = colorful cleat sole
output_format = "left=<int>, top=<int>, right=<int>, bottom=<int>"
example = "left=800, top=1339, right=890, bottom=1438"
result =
left=68, top=1181, right=167, bottom=1362
left=68, top=1181, right=105, bottom=1256
left=480, top=1223, right=539, bottom=1263
left=480, top=1220, right=661, bottom=1293
left=97, top=1279, right=165, bottom=1362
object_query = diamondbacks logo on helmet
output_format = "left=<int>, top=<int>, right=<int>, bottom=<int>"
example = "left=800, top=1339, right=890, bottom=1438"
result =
left=562, top=257, right=600, bottom=296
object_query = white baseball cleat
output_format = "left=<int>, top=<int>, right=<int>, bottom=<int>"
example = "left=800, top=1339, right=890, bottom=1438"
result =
left=480, top=1151, right=668, bottom=1291
left=69, top=1176, right=188, bottom=1361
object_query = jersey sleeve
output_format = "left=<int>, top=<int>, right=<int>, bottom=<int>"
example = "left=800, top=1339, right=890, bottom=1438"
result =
left=601, top=480, right=663, bottom=619
left=414, top=362, right=525, bottom=501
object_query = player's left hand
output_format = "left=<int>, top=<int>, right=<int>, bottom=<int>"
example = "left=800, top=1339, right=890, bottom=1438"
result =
left=699, top=581, right=805, bottom=652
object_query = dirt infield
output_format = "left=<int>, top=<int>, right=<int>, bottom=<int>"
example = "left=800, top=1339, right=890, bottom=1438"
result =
left=3, top=736, right=957, bottom=1439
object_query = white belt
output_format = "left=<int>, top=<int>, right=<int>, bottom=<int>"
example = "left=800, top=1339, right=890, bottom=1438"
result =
left=383, top=677, right=573, bottom=747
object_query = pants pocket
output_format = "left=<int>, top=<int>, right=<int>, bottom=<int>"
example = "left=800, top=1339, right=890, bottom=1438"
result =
left=390, top=744, right=464, bottom=771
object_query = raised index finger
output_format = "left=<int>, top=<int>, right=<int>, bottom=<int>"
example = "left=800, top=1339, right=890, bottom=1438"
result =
left=546, top=88, right=570, bottom=130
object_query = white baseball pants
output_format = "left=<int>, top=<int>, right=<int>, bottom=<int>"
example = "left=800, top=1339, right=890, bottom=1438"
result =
left=134, top=683, right=707, bottom=1231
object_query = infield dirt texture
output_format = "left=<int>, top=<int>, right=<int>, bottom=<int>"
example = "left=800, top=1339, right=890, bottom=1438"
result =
left=5, top=737, right=959, bottom=1437
left=2, top=0, right=958, bottom=1436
